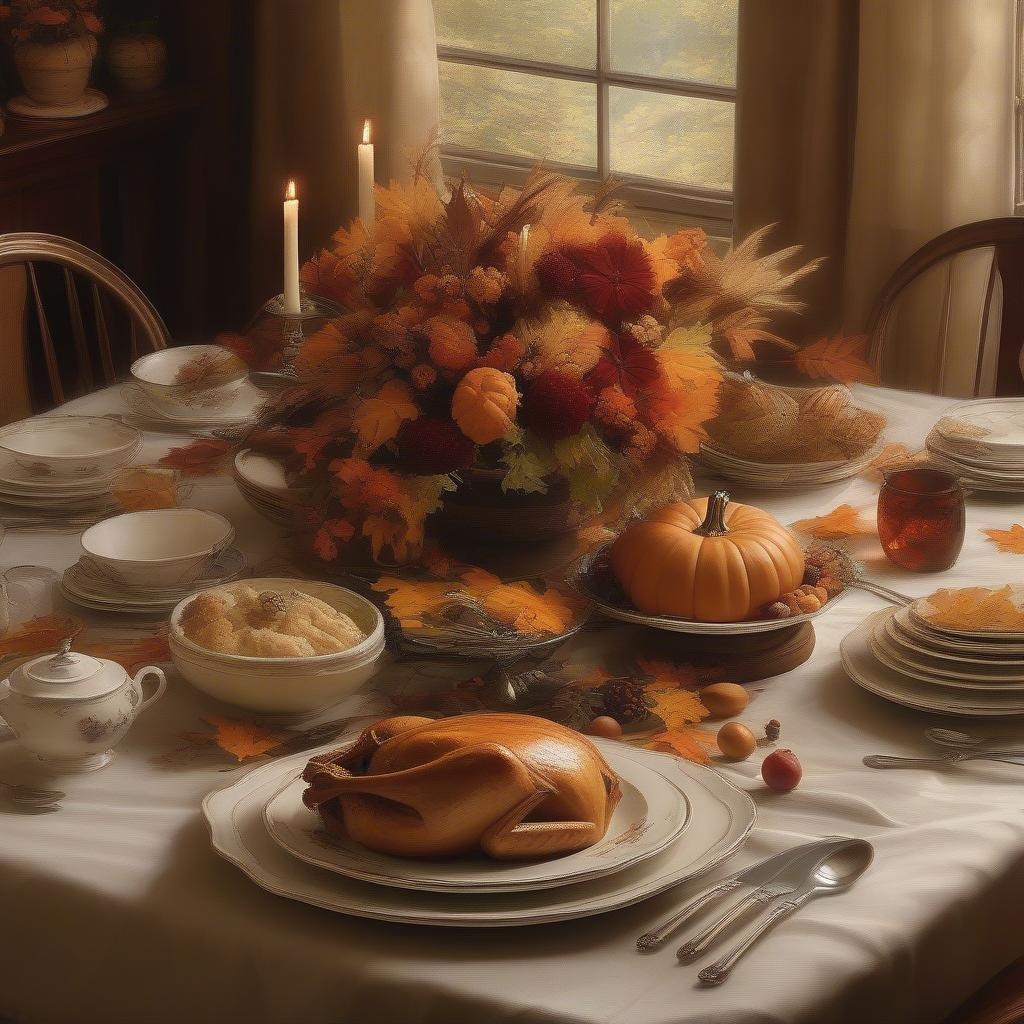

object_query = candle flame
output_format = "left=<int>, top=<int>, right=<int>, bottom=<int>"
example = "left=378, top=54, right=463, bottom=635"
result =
left=285, top=180, right=296, bottom=201
left=362, top=119, right=371, bottom=145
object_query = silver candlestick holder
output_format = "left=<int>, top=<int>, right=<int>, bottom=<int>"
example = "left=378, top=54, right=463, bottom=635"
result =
left=248, top=292, right=343, bottom=388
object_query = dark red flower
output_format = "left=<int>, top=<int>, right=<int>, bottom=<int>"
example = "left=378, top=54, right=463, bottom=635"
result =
left=575, top=234, right=656, bottom=323
left=534, top=250, right=579, bottom=297
left=586, top=333, right=661, bottom=398
left=522, top=370, right=595, bottom=440
left=395, top=417, right=475, bottom=474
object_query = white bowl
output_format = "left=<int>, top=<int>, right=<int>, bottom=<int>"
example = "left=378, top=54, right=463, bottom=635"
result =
left=168, top=578, right=386, bottom=715
left=81, top=509, right=235, bottom=587
left=0, top=417, right=141, bottom=478
left=131, top=345, right=247, bottom=415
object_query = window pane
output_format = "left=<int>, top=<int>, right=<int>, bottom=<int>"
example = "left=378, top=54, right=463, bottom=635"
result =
left=440, top=62, right=597, bottom=168
left=609, top=0, right=737, bottom=87
left=609, top=88, right=734, bottom=191
left=436, top=0, right=596, bottom=70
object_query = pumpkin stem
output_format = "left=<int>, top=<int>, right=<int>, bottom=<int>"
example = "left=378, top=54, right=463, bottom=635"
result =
left=693, top=491, right=730, bottom=537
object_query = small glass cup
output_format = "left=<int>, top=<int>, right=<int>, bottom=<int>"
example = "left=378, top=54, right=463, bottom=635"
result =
left=877, top=468, right=965, bottom=572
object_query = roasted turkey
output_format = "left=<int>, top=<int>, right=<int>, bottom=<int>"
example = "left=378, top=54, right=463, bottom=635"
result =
left=302, top=713, right=622, bottom=860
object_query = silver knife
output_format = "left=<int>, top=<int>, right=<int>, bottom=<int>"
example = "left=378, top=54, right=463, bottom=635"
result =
left=636, top=835, right=853, bottom=952
left=675, top=837, right=860, bottom=961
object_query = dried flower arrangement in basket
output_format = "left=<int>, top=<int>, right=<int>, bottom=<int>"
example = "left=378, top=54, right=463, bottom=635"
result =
left=201, top=156, right=852, bottom=568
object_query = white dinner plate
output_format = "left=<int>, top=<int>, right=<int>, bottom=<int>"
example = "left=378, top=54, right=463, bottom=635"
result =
left=938, top=399, right=1024, bottom=449
left=908, top=592, right=1024, bottom=641
left=264, top=747, right=689, bottom=894
left=883, top=611, right=1024, bottom=668
left=122, top=380, right=265, bottom=429
left=841, top=612, right=1024, bottom=717
left=204, top=741, right=755, bottom=927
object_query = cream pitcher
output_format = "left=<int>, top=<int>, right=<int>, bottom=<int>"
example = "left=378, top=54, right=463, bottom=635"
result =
left=0, top=640, right=166, bottom=772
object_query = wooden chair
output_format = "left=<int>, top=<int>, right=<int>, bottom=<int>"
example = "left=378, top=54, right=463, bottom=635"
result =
left=866, top=218, right=1024, bottom=397
left=0, top=232, right=170, bottom=422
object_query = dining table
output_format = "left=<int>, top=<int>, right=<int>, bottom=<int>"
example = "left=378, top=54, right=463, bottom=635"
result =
left=0, top=381, right=1022, bottom=1024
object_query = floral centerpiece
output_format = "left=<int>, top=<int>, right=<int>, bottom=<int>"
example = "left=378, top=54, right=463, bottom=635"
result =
left=0, top=0, right=103, bottom=107
left=227, top=165, right=822, bottom=568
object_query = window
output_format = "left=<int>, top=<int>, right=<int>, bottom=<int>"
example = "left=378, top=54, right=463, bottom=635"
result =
left=435, top=0, right=738, bottom=237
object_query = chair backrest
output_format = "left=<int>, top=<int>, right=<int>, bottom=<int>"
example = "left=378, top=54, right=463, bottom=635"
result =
left=0, top=232, right=170, bottom=417
left=866, top=217, right=1024, bottom=397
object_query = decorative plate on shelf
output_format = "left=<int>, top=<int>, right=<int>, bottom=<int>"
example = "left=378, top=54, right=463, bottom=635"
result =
left=570, top=543, right=844, bottom=636
left=263, top=744, right=690, bottom=894
left=203, top=740, right=756, bottom=928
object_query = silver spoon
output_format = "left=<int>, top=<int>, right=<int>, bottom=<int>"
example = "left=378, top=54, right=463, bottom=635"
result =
left=864, top=750, right=1024, bottom=770
left=698, top=840, right=874, bottom=986
left=0, top=781, right=65, bottom=809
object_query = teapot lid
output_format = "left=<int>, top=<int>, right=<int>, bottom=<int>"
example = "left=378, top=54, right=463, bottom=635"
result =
left=11, top=641, right=125, bottom=700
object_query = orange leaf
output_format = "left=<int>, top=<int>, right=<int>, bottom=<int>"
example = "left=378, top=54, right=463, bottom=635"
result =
left=352, top=380, right=418, bottom=454
left=159, top=439, right=233, bottom=476
left=313, top=519, right=355, bottom=561
left=643, top=727, right=717, bottom=765
left=982, top=524, right=1024, bottom=555
left=202, top=715, right=291, bottom=762
left=0, top=614, right=82, bottom=658
left=646, top=687, right=709, bottom=730
left=794, top=334, right=877, bottom=385
left=792, top=504, right=875, bottom=539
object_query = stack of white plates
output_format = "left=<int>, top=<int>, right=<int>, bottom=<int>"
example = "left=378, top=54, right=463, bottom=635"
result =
left=61, top=546, right=246, bottom=614
left=0, top=417, right=140, bottom=520
left=699, top=441, right=881, bottom=489
left=203, top=738, right=755, bottom=927
left=925, top=399, right=1024, bottom=493
left=841, top=606, right=1024, bottom=716
left=233, top=449, right=308, bottom=527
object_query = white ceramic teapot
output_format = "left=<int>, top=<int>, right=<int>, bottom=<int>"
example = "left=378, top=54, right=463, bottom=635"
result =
left=0, top=640, right=166, bottom=772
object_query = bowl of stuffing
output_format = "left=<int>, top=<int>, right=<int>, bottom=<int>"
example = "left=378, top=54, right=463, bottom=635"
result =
left=168, top=578, right=385, bottom=715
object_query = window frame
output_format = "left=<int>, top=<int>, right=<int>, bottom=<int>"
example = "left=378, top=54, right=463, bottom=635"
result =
left=437, top=0, right=736, bottom=236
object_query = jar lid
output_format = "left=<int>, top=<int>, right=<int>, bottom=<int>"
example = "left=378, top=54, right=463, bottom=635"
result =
left=11, top=641, right=125, bottom=700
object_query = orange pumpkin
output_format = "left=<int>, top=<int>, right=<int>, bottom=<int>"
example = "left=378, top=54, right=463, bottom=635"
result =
left=609, top=491, right=804, bottom=622
left=452, top=367, right=519, bottom=444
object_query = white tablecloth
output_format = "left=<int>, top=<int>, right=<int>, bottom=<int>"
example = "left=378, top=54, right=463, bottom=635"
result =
left=0, top=385, right=1022, bottom=1024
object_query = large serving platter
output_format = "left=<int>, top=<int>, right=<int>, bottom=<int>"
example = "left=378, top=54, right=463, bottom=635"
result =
left=264, top=745, right=689, bottom=894
left=204, top=740, right=756, bottom=927
left=571, top=543, right=842, bottom=635
left=841, top=611, right=1024, bottom=717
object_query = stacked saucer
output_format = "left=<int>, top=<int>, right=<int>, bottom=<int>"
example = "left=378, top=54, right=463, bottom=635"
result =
left=233, top=449, right=308, bottom=527
left=203, top=738, right=756, bottom=927
left=841, top=604, right=1024, bottom=717
left=925, top=399, right=1024, bottom=494
left=0, top=417, right=140, bottom=522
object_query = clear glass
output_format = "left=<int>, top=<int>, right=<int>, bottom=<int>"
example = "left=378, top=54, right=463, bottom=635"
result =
left=877, top=469, right=966, bottom=573
left=435, top=0, right=596, bottom=69
left=609, top=87, right=734, bottom=190
left=440, top=61, right=597, bottom=167
left=609, top=0, right=738, bottom=86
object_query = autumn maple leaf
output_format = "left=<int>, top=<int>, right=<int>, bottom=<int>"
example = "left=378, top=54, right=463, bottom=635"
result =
left=313, top=519, right=355, bottom=561
left=643, top=727, right=718, bottom=765
left=646, top=686, right=709, bottom=730
left=352, top=380, right=419, bottom=455
left=202, top=716, right=291, bottom=762
left=637, top=657, right=703, bottom=690
left=792, top=504, right=876, bottom=539
left=159, top=438, right=233, bottom=476
left=793, top=334, right=877, bottom=385
left=982, top=524, right=1024, bottom=555
left=861, top=442, right=931, bottom=482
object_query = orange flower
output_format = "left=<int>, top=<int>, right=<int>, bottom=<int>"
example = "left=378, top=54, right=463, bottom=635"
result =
left=425, top=314, right=477, bottom=372
left=477, top=332, right=526, bottom=372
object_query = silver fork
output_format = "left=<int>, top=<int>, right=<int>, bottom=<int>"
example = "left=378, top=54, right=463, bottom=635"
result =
left=676, top=881, right=796, bottom=962
left=863, top=749, right=1024, bottom=769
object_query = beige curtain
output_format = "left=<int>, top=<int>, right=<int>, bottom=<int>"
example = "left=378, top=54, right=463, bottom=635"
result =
left=736, top=0, right=1016, bottom=395
left=249, top=0, right=440, bottom=309
left=734, top=0, right=859, bottom=341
